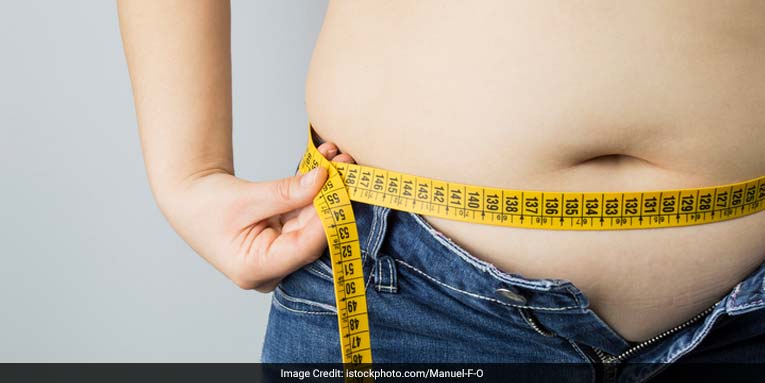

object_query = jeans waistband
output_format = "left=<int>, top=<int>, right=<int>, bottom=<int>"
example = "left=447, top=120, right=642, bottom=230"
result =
left=355, top=200, right=591, bottom=310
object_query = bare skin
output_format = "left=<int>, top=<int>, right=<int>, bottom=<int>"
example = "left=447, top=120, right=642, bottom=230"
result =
left=306, top=0, right=765, bottom=342
left=119, top=0, right=765, bottom=342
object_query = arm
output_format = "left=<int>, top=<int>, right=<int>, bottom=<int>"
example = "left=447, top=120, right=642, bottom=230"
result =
left=117, top=0, right=233, bottom=203
left=117, top=0, right=353, bottom=291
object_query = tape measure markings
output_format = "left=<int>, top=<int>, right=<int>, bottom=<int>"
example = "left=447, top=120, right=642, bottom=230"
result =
left=305, top=153, right=372, bottom=369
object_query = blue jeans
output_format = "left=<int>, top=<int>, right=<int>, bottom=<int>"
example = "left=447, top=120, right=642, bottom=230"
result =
left=261, top=198, right=765, bottom=381
left=266, top=142, right=765, bottom=381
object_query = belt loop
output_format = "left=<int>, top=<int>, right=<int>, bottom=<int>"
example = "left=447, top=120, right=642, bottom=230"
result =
left=362, top=205, right=392, bottom=266
left=374, top=255, right=399, bottom=294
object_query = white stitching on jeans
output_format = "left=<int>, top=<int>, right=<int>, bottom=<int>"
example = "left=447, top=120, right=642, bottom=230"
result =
left=387, top=257, right=395, bottom=291
left=370, top=206, right=383, bottom=257
left=272, top=296, right=336, bottom=316
left=376, top=255, right=382, bottom=290
left=306, top=264, right=334, bottom=282
left=363, top=205, right=380, bottom=266
left=275, top=286, right=337, bottom=313
left=314, top=256, right=334, bottom=275
left=409, top=212, right=488, bottom=271
left=728, top=282, right=742, bottom=309
left=638, top=309, right=726, bottom=382
left=663, top=310, right=724, bottom=363
left=364, top=250, right=375, bottom=290
left=565, top=286, right=583, bottom=308
left=729, top=299, right=765, bottom=312
left=394, top=259, right=578, bottom=311
left=368, top=206, right=388, bottom=265
left=377, top=209, right=389, bottom=249
left=408, top=212, right=559, bottom=290
left=726, top=265, right=765, bottom=312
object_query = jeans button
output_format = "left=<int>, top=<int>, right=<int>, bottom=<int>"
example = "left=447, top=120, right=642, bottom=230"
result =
left=495, top=287, right=527, bottom=304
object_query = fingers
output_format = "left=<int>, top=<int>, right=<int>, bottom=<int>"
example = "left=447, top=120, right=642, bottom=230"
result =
left=280, top=145, right=356, bottom=225
left=265, top=212, right=329, bottom=279
left=237, top=209, right=329, bottom=292
left=251, top=142, right=357, bottom=224
left=331, top=153, right=355, bottom=164
left=265, top=150, right=357, bottom=280
left=233, top=143, right=359, bottom=292
left=319, top=142, right=339, bottom=158
left=248, top=166, right=328, bottom=219
left=317, top=142, right=356, bottom=165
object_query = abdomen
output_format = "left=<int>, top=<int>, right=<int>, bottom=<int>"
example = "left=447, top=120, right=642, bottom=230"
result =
left=304, top=0, right=765, bottom=341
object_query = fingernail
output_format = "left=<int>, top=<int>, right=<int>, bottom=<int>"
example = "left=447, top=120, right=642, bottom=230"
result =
left=327, top=147, right=338, bottom=156
left=301, top=167, right=320, bottom=187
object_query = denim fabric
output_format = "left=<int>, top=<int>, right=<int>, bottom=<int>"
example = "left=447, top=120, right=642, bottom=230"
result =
left=261, top=197, right=765, bottom=382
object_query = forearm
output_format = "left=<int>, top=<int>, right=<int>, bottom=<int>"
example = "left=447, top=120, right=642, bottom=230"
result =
left=118, top=0, right=233, bottom=206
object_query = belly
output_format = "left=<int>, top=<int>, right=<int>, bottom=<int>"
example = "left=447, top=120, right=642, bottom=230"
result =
left=305, top=0, right=765, bottom=341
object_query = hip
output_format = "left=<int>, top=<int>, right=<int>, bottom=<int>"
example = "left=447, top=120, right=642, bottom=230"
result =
left=262, top=199, right=765, bottom=380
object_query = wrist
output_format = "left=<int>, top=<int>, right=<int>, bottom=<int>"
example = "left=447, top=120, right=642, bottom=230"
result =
left=150, top=167, right=235, bottom=216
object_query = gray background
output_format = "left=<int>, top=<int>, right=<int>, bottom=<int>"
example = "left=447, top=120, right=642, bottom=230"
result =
left=0, top=0, right=328, bottom=362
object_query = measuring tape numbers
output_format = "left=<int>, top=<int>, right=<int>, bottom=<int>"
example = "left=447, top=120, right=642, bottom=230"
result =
left=296, top=122, right=765, bottom=370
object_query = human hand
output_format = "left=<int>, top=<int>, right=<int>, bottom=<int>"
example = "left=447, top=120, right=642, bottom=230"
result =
left=158, top=143, right=355, bottom=292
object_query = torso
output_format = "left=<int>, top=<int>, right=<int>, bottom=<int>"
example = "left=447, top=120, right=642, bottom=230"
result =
left=304, top=0, right=765, bottom=341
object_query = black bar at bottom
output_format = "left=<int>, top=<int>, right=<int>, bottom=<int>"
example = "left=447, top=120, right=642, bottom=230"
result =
left=2, top=363, right=764, bottom=383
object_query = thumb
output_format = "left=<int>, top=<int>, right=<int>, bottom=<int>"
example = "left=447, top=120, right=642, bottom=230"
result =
left=251, top=166, right=329, bottom=218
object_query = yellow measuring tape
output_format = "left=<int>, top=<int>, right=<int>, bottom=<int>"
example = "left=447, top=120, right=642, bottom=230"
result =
left=297, top=122, right=765, bottom=368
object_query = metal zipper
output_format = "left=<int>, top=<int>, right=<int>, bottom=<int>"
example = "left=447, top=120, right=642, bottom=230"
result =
left=518, top=308, right=556, bottom=337
left=592, top=346, right=620, bottom=382
left=591, top=302, right=718, bottom=381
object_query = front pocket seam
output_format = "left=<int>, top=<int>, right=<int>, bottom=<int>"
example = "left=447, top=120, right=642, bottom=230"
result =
left=272, top=295, right=336, bottom=316
left=274, top=285, right=337, bottom=313
left=306, top=263, right=334, bottom=282
left=395, top=258, right=579, bottom=311
left=313, top=255, right=334, bottom=276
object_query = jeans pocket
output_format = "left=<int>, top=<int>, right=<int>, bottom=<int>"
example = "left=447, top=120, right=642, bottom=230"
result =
left=272, top=248, right=337, bottom=315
